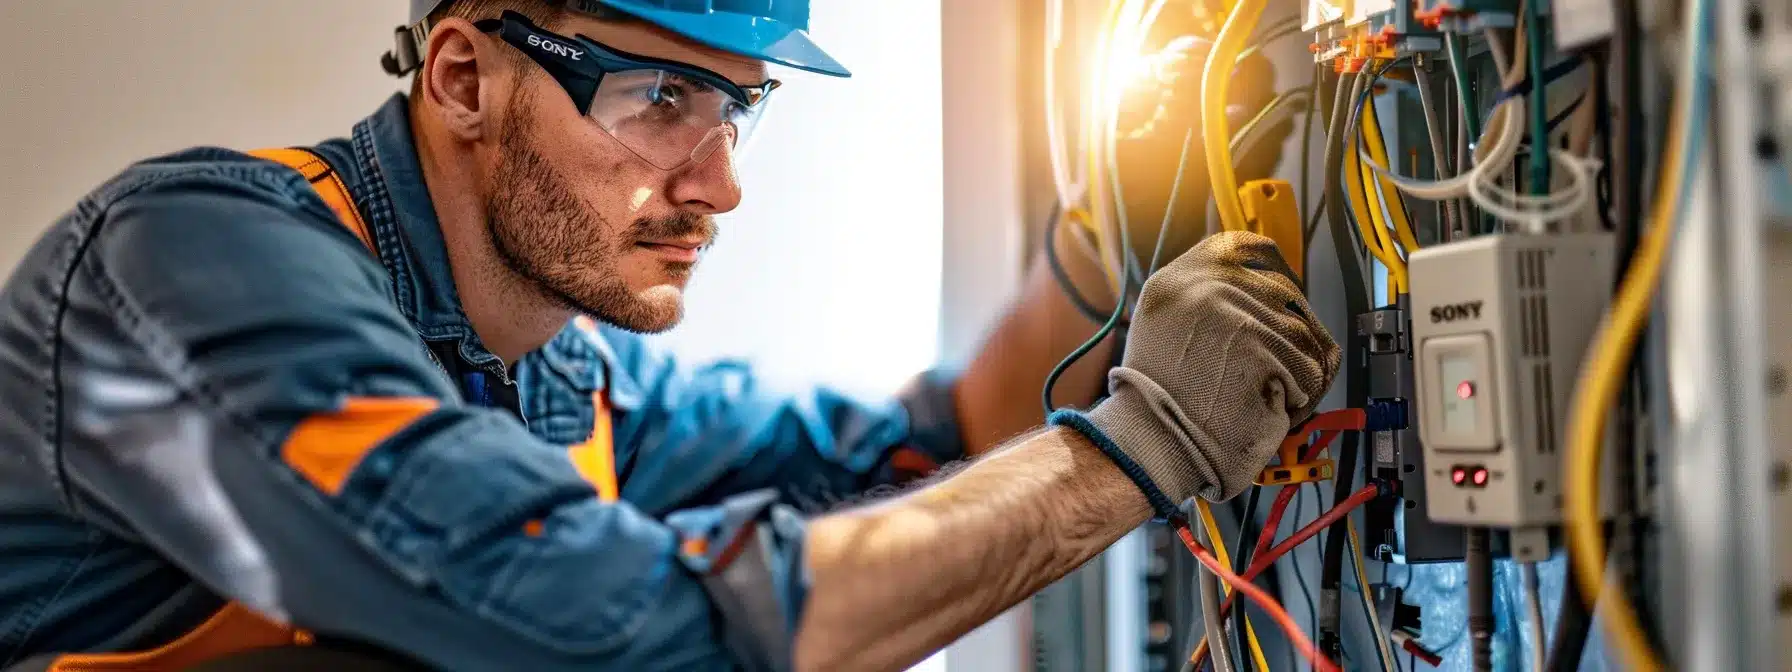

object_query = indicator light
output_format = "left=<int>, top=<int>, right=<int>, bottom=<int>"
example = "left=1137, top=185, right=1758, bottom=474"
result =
left=1456, top=380, right=1475, bottom=399
left=1451, top=467, right=1468, bottom=486
left=1471, top=468, right=1489, bottom=487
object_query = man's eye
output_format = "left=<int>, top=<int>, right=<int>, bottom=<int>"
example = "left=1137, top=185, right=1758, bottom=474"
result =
left=648, top=84, right=683, bottom=106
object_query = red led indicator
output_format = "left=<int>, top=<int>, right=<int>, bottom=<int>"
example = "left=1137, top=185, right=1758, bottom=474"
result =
left=1451, top=467, right=1467, bottom=485
left=1472, top=468, right=1489, bottom=486
left=1456, top=381, right=1476, bottom=399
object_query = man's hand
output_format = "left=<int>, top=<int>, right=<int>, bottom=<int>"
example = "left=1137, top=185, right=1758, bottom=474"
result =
left=794, top=232, right=1338, bottom=672
left=1080, top=230, right=1341, bottom=507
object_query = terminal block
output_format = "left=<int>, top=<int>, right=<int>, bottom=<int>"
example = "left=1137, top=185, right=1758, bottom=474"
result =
left=1414, top=0, right=1517, bottom=33
left=1358, top=304, right=1465, bottom=564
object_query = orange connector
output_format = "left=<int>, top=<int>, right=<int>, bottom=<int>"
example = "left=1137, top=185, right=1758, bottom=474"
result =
left=1256, top=404, right=1408, bottom=486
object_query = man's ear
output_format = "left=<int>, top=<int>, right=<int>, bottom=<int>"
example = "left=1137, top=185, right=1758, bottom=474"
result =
left=419, top=17, right=506, bottom=141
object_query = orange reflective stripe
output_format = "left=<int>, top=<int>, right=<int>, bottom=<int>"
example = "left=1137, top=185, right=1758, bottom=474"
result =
left=47, top=602, right=309, bottom=671
left=567, top=391, right=620, bottom=502
left=248, top=147, right=377, bottom=255
left=283, top=397, right=440, bottom=495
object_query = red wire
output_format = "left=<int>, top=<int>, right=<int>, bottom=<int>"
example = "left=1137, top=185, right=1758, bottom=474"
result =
left=1176, top=524, right=1341, bottom=672
left=1186, top=483, right=1381, bottom=668
left=1246, top=484, right=1380, bottom=579
left=1247, top=429, right=1339, bottom=565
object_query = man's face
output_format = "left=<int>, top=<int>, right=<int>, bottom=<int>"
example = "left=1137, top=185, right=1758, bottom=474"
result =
left=486, top=14, right=767, bottom=333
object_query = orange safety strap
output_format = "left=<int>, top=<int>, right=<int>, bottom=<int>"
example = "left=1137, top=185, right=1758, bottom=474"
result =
left=567, top=390, right=621, bottom=502
left=46, top=603, right=310, bottom=671
left=248, top=148, right=377, bottom=255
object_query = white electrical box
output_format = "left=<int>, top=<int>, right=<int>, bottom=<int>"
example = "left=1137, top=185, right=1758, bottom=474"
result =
left=1409, top=234, right=1620, bottom=548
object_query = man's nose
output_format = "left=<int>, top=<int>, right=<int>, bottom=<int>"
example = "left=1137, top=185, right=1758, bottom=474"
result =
left=667, top=134, right=743, bottom=215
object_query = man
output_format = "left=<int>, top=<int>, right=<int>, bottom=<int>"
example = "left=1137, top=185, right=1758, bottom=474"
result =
left=0, top=0, right=1337, bottom=670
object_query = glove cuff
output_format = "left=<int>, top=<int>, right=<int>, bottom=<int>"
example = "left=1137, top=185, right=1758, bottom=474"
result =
left=1047, top=408, right=1181, bottom=520
left=1085, top=370, right=1234, bottom=503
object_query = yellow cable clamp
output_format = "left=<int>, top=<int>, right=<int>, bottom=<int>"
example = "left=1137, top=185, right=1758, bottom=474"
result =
left=1238, top=179, right=1305, bottom=280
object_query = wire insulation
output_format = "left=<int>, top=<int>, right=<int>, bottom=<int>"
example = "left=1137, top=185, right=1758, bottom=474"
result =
left=1348, top=520, right=1397, bottom=672
left=1197, top=501, right=1272, bottom=672
left=1196, top=516, right=1240, bottom=672
left=1522, top=562, right=1547, bottom=672
left=1201, top=0, right=1267, bottom=232
left=1562, top=4, right=1704, bottom=668
left=1178, top=525, right=1342, bottom=672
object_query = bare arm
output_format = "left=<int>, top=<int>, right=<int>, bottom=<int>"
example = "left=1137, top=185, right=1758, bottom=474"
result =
left=795, top=426, right=1150, bottom=672
left=955, top=224, right=1117, bottom=454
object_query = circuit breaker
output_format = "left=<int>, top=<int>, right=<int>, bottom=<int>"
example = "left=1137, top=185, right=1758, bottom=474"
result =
left=1408, top=234, right=1619, bottom=559
left=1358, top=305, right=1464, bottom=563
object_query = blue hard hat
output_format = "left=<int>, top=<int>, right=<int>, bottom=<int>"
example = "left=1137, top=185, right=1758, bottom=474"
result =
left=401, top=0, right=849, bottom=77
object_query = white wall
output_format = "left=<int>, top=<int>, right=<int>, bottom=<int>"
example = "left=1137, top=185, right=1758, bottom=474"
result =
left=0, top=2, right=408, bottom=273
left=652, top=1, right=946, bottom=397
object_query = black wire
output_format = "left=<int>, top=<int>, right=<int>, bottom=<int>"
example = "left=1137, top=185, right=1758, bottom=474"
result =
left=1466, top=528, right=1494, bottom=672
left=1289, top=485, right=1316, bottom=672
left=1319, top=62, right=1389, bottom=662
left=1042, top=199, right=1127, bottom=326
left=1543, top=555, right=1594, bottom=671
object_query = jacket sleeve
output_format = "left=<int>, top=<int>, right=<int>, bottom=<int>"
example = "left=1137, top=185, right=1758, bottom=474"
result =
left=599, top=331, right=967, bottom=515
left=56, top=168, right=801, bottom=671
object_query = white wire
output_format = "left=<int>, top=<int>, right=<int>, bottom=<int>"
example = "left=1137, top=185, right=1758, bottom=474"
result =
left=1360, top=95, right=1528, bottom=201
left=1348, top=525, right=1398, bottom=672
left=1043, top=0, right=1081, bottom=211
left=1521, top=563, right=1546, bottom=671
left=1467, top=148, right=1600, bottom=233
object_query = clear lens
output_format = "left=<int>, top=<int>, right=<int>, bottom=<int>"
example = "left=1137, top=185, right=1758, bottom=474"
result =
left=589, top=69, right=768, bottom=170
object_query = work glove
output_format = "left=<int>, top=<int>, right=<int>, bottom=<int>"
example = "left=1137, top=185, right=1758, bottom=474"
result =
left=1051, top=231, right=1340, bottom=514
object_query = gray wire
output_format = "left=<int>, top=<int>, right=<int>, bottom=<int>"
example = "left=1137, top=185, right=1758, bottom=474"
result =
left=1521, top=563, right=1546, bottom=671
left=1231, top=89, right=1310, bottom=155
left=1197, top=519, right=1239, bottom=672
left=1236, top=18, right=1302, bottom=66
left=1412, top=63, right=1461, bottom=241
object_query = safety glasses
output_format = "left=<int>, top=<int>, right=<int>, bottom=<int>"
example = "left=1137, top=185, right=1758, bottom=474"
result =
left=477, top=11, right=782, bottom=171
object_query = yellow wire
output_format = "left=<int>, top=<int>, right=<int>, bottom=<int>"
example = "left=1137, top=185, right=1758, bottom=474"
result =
left=1361, top=159, right=1406, bottom=300
left=1347, top=519, right=1398, bottom=672
left=1561, top=93, right=1684, bottom=672
left=1200, top=0, right=1265, bottom=232
left=1360, top=99, right=1422, bottom=254
left=1344, top=135, right=1407, bottom=296
left=1195, top=500, right=1272, bottom=672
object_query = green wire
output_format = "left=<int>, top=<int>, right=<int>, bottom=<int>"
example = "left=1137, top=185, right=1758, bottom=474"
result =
left=1040, top=128, right=1197, bottom=416
left=1524, top=1, right=1550, bottom=194
left=1443, top=33, right=1479, bottom=141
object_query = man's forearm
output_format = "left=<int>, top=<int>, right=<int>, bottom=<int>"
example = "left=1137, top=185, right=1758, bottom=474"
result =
left=796, top=426, right=1151, bottom=672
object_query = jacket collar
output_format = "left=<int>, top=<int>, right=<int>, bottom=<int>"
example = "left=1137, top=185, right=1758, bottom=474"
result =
left=326, top=93, right=503, bottom=374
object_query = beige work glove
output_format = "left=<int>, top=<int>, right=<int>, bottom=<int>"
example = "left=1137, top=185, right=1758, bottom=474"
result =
left=1051, top=232, right=1341, bottom=516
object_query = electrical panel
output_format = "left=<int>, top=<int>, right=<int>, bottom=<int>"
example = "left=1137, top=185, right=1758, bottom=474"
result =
left=1408, top=234, right=1619, bottom=559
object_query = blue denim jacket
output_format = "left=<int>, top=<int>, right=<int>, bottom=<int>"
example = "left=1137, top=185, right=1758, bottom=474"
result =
left=0, top=94, right=963, bottom=670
